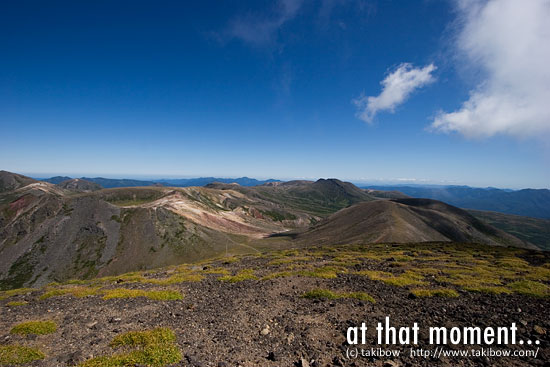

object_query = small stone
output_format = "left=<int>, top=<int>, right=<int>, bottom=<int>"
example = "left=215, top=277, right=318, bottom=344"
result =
left=266, top=351, right=277, bottom=361
left=520, top=320, right=528, bottom=326
left=85, top=321, right=98, bottom=329
left=300, top=358, right=310, bottom=367
left=185, top=354, right=203, bottom=367
left=533, top=325, right=546, bottom=335
left=517, top=307, right=522, bottom=313
left=56, top=351, right=83, bottom=366
left=260, top=325, right=270, bottom=336
left=109, top=317, right=121, bottom=323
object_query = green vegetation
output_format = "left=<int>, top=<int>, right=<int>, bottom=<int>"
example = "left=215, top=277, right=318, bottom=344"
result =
left=302, top=288, right=339, bottom=299
left=0, top=345, right=45, bottom=365
left=260, top=243, right=550, bottom=298
left=508, top=280, right=550, bottom=297
left=357, top=270, right=425, bottom=287
left=6, top=301, right=28, bottom=307
left=103, top=288, right=183, bottom=301
left=302, top=288, right=375, bottom=303
left=268, top=256, right=311, bottom=266
left=202, top=267, right=230, bottom=275
left=40, top=286, right=101, bottom=300
left=410, top=288, right=459, bottom=298
left=39, top=284, right=183, bottom=301
left=79, top=328, right=182, bottom=367
left=345, top=292, right=376, bottom=302
left=0, top=288, right=34, bottom=300
left=469, top=209, right=550, bottom=250
left=2, top=241, right=548, bottom=312
left=10, top=320, right=57, bottom=336
left=110, top=327, right=176, bottom=348
left=462, top=286, right=512, bottom=295
left=298, top=265, right=347, bottom=279
left=146, top=273, right=203, bottom=285
left=0, top=253, right=35, bottom=291
left=218, top=269, right=257, bottom=283
left=262, top=271, right=293, bottom=280
left=56, top=269, right=203, bottom=288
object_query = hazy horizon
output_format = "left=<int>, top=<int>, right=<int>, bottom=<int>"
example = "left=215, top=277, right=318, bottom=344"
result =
left=10, top=170, right=545, bottom=190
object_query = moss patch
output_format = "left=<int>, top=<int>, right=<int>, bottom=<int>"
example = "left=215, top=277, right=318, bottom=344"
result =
left=146, top=273, right=203, bottom=285
left=410, top=288, right=459, bottom=298
left=0, top=345, right=45, bottom=365
left=80, top=328, right=181, bottom=367
left=303, top=288, right=375, bottom=303
left=201, top=267, right=230, bottom=275
left=6, top=301, right=28, bottom=307
left=262, top=271, right=293, bottom=280
left=102, top=288, right=183, bottom=301
left=357, top=270, right=425, bottom=287
left=297, top=266, right=347, bottom=279
left=302, top=288, right=339, bottom=300
left=463, top=286, right=512, bottom=295
left=508, top=280, right=550, bottom=297
left=110, top=327, right=176, bottom=348
left=218, top=269, right=257, bottom=283
left=11, top=320, right=57, bottom=336
left=0, top=288, right=35, bottom=300
left=40, top=286, right=101, bottom=300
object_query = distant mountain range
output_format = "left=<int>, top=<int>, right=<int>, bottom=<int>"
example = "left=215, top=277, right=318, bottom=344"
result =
left=39, top=176, right=281, bottom=188
left=364, top=185, right=550, bottom=219
left=1, top=170, right=539, bottom=290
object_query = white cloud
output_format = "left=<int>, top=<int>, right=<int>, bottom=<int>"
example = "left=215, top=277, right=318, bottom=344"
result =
left=353, top=63, right=436, bottom=123
left=227, top=0, right=303, bottom=46
left=431, top=0, right=550, bottom=138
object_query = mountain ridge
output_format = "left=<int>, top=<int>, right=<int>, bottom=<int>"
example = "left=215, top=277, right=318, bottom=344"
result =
left=365, top=185, right=550, bottom=219
left=39, top=175, right=281, bottom=188
left=1, top=170, right=540, bottom=290
left=293, top=198, right=535, bottom=249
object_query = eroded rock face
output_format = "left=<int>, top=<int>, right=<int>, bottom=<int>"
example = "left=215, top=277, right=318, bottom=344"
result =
left=0, top=180, right=318, bottom=289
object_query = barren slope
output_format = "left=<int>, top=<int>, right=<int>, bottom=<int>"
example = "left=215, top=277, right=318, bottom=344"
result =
left=296, top=199, right=536, bottom=249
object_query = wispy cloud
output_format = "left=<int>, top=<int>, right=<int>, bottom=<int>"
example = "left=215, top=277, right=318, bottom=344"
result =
left=225, top=0, right=304, bottom=46
left=431, top=0, right=550, bottom=138
left=353, top=63, right=436, bottom=123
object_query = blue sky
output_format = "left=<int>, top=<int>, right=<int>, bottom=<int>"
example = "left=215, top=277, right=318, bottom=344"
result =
left=1, top=0, right=549, bottom=188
